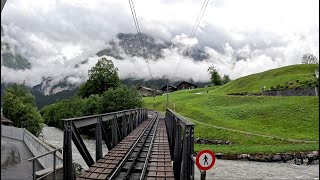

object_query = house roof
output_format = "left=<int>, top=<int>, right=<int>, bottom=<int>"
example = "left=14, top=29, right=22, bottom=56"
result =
left=176, top=81, right=197, bottom=87
left=138, top=86, right=162, bottom=93
left=160, top=85, right=177, bottom=91
left=1, top=114, right=12, bottom=123
left=138, top=86, right=154, bottom=91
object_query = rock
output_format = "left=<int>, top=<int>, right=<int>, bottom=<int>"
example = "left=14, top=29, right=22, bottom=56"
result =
left=312, top=151, right=319, bottom=157
left=195, top=138, right=201, bottom=143
left=282, top=153, right=294, bottom=162
left=224, top=154, right=238, bottom=160
left=215, top=153, right=224, bottom=159
left=237, top=154, right=249, bottom=159
left=272, top=154, right=282, bottom=161
left=303, top=158, right=309, bottom=165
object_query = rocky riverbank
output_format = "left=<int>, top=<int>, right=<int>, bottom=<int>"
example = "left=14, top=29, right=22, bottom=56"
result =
left=213, top=151, right=319, bottom=165
left=195, top=138, right=319, bottom=165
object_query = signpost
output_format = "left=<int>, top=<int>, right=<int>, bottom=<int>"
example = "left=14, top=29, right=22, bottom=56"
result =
left=195, top=150, right=216, bottom=179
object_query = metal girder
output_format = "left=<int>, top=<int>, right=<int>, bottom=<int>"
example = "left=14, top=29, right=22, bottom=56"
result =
left=63, top=108, right=145, bottom=128
left=72, top=123, right=94, bottom=167
left=165, top=108, right=195, bottom=180
left=100, top=119, right=112, bottom=150
left=63, top=121, right=74, bottom=180
left=96, top=117, right=103, bottom=161
left=173, top=124, right=182, bottom=179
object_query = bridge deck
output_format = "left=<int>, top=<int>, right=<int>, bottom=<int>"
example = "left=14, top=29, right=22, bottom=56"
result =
left=77, top=114, right=174, bottom=180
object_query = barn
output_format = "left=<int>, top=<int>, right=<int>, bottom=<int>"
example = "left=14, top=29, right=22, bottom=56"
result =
left=160, top=85, right=178, bottom=92
left=137, top=86, right=162, bottom=97
left=176, top=81, right=198, bottom=90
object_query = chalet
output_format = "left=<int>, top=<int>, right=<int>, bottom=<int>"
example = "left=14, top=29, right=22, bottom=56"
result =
left=176, top=81, right=198, bottom=90
left=137, top=86, right=162, bottom=97
left=160, top=85, right=178, bottom=93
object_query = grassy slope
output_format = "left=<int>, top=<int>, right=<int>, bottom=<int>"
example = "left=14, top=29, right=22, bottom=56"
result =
left=216, top=64, right=319, bottom=94
left=144, top=64, right=319, bottom=154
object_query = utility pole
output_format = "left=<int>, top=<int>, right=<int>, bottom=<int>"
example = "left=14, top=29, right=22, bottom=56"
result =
left=166, top=84, right=169, bottom=109
left=153, top=88, right=156, bottom=110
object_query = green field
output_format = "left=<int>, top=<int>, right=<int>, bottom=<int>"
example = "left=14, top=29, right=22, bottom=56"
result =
left=144, top=64, right=319, bottom=154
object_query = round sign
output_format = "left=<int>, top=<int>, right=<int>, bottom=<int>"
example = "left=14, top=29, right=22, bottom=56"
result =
left=195, top=150, right=216, bottom=171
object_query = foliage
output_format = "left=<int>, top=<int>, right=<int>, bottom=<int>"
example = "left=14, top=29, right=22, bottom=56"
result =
left=41, top=86, right=143, bottom=130
left=40, top=97, right=85, bottom=129
left=301, top=53, right=318, bottom=64
left=207, top=65, right=222, bottom=85
left=3, top=84, right=43, bottom=136
left=78, top=57, right=120, bottom=98
left=97, top=86, right=143, bottom=113
left=222, top=74, right=231, bottom=84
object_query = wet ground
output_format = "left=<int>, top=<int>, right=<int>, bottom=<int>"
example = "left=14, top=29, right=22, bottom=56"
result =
left=1, top=136, right=42, bottom=180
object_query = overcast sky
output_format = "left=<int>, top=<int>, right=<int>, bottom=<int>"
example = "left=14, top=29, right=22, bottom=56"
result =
left=1, top=0, right=319, bottom=86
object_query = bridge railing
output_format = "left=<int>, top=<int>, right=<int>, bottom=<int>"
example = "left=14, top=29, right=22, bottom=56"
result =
left=62, top=108, right=148, bottom=180
left=165, top=108, right=195, bottom=180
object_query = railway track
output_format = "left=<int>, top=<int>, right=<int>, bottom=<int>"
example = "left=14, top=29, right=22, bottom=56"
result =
left=77, top=110, right=174, bottom=180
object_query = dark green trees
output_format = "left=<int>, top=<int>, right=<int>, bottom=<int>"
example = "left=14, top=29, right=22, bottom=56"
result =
left=78, top=57, right=120, bottom=98
left=3, top=84, right=43, bottom=136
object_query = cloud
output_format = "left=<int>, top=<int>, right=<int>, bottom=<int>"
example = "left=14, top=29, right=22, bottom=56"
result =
left=1, top=0, right=319, bottom=87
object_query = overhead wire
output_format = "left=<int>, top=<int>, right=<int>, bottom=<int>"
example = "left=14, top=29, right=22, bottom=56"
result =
left=171, top=0, right=210, bottom=80
left=128, top=0, right=154, bottom=80
left=128, top=0, right=157, bottom=109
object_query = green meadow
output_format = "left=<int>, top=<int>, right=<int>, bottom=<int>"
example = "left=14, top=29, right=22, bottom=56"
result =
left=144, top=64, right=319, bottom=154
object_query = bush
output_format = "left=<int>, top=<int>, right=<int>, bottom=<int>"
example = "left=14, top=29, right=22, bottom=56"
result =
left=3, top=84, right=43, bottom=136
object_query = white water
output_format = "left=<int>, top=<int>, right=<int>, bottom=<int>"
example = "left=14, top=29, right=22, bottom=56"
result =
left=40, top=125, right=319, bottom=179
left=40, top=125, right=108, bottom=169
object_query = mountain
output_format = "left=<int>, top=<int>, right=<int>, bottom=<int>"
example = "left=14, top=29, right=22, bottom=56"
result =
left=96, top=33, right=209, bottom=61
left=33, top=77, right=78, bottom=96
left=1, top=25, right=31, bottom=70
left=1, top=32, right=211, bottom=107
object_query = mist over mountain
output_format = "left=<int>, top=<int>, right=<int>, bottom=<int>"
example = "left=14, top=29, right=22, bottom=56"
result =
left=96, top=33, right=209, bottom=61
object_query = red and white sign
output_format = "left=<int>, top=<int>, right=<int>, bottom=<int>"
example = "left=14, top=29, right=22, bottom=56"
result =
left=195, top=150, right=216, bottom=171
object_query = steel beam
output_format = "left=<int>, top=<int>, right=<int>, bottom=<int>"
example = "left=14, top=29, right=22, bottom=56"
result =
left=100, top=119, right=112, bottom=150
left=72, top=123, right=94, bottom=167
left=112, top=115, right=118, bottom=147
left=63, top=121, right=74, bottom=180
left=173, top=124, right=182, bottom=179
left=96, top=117, right=103, bottom=161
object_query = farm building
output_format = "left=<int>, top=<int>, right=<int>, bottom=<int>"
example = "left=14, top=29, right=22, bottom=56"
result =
left=161, top=85, right=178, bottom=92
left=137, top=86, right=162, bottom=97
left=176, top=81, right=198, bottom=90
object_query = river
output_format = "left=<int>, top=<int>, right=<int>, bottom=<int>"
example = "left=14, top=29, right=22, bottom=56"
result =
left=40, top=125, right=319, bottom=179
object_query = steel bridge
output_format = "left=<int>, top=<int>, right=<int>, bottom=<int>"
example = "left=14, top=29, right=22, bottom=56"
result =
left=62, top=108, right=196, bottom=180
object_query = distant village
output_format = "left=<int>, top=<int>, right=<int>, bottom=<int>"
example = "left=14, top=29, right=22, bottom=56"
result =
left=137, top=81, right=198, bottom=97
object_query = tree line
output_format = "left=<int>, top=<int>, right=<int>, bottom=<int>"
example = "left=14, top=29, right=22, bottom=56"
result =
left=2, top=58, right=143, bottom=136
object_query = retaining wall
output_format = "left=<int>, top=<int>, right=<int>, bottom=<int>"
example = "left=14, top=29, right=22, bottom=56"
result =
left=262, top=87, right=319, bottom=96
left=1, top=125, right=63, bottom=170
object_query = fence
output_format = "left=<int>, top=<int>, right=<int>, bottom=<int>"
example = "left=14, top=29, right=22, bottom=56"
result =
left=62, top=108, right=148, bottom=180
left=1, top=125, right=63, bottom=173
left=165, top=108, right=195, bottom=180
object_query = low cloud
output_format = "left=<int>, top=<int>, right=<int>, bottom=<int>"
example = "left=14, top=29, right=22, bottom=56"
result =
left=1, top=0, right=319, bottom=88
